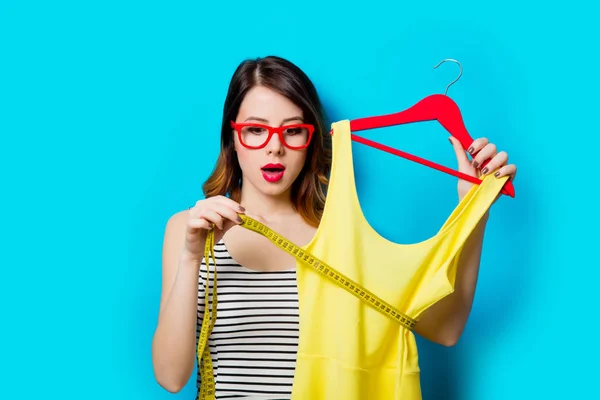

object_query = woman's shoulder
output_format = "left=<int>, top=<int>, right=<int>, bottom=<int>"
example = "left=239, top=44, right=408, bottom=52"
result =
left=167, top=208, right=191, bottom=226
left=162, top=209, right=192, bottom=248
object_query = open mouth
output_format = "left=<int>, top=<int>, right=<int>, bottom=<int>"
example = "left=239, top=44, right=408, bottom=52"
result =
left=262, top=167, right=284, bottom=173
left=261, top=164, right=285, bottom=182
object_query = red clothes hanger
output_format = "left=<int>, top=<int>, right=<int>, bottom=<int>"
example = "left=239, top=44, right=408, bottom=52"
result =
left=333, top=59, right=515, bottom=198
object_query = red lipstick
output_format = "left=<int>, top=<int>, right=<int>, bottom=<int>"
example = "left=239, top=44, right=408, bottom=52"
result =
left=261, top=163, right=285, bottom=183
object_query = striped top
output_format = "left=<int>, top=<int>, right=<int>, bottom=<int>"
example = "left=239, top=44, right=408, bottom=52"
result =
left=196, top=239, right=299, bottom=399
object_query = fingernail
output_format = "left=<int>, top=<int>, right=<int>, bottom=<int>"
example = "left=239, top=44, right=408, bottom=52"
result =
left=472, top=160, right=479, bottom=168
left=448, top=138, right=452, bottom=145
left=239, top=206, right=245, bottom=212
left=481, top=167, right=488, bottom=175
left=468, top=147, right=474, bottom=154
left=494, top=172, right=500, bottom=177
left=237, top=216, right=243, bottom=224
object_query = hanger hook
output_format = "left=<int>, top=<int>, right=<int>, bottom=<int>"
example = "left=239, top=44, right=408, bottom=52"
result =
left=433, top=58, right=462, bottom=95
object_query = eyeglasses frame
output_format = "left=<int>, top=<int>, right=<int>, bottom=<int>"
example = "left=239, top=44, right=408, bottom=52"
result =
left=230, top=121, right=315, bottom=150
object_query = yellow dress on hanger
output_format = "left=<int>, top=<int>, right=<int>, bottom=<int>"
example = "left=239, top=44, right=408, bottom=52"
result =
left=286, top=120, right=508, bottom=399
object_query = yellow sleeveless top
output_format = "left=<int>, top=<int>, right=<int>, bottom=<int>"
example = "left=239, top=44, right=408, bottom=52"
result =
left=288, top=120, right=508, bottom=399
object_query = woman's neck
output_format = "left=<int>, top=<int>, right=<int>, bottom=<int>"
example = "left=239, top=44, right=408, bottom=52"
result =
left=239, top=183, right=296, bottom=221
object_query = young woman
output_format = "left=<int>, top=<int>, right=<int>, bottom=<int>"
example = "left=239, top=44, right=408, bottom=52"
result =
left=151, top=55, right=517, bottom=398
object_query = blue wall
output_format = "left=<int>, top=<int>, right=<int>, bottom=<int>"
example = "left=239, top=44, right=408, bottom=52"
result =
left=1, top=1, right=597, bottom=399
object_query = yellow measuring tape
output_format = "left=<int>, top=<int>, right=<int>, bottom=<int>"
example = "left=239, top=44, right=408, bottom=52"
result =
left=197, top=224, right=218, bottom=400
left=196, top=214, right=417, bottom=399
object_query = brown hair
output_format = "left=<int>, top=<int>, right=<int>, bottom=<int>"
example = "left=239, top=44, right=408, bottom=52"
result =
left=202, top=56, right=332, bottom=227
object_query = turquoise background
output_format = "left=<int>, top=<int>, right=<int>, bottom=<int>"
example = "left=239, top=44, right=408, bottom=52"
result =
left=1, top=0, right=597, bottom=399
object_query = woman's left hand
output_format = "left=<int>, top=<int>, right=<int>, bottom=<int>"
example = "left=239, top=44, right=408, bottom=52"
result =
left=448, top=136, right=517, bottom=201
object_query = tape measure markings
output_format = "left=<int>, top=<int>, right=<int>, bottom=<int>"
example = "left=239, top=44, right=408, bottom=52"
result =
left=238, top=215, right=416, bottom=330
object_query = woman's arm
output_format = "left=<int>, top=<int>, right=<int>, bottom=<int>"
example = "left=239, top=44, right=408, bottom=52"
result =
left=414, top=135, right=516, bottom=346
left=414, top=211, right=489, bottom=346
left=152, top=211, right=202, bottom=393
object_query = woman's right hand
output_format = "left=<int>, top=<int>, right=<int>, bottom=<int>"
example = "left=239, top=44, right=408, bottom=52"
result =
left=184, top=196, right=245, bottom=261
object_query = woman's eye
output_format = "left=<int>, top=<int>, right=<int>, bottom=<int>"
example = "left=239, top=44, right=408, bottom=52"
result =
left=248, top=127, right=266, bottom=134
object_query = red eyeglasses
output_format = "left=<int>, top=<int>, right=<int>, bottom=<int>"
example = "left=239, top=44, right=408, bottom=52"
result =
left=230, top=121, right=315, bottom=150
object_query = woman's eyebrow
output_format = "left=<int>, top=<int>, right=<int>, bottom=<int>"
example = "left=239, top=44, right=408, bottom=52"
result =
left=282, top=116, right=304, bottom=123
left=244, top=116, right=269, bottom=122
left=243, top=116, right=304, bottom=124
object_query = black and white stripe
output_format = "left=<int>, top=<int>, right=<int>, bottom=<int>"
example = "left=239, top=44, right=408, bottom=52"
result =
left=196, top=240, right=298, bottom=399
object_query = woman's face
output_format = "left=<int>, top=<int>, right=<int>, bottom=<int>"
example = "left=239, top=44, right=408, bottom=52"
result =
left=233, top=85, right=309, bottom=198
